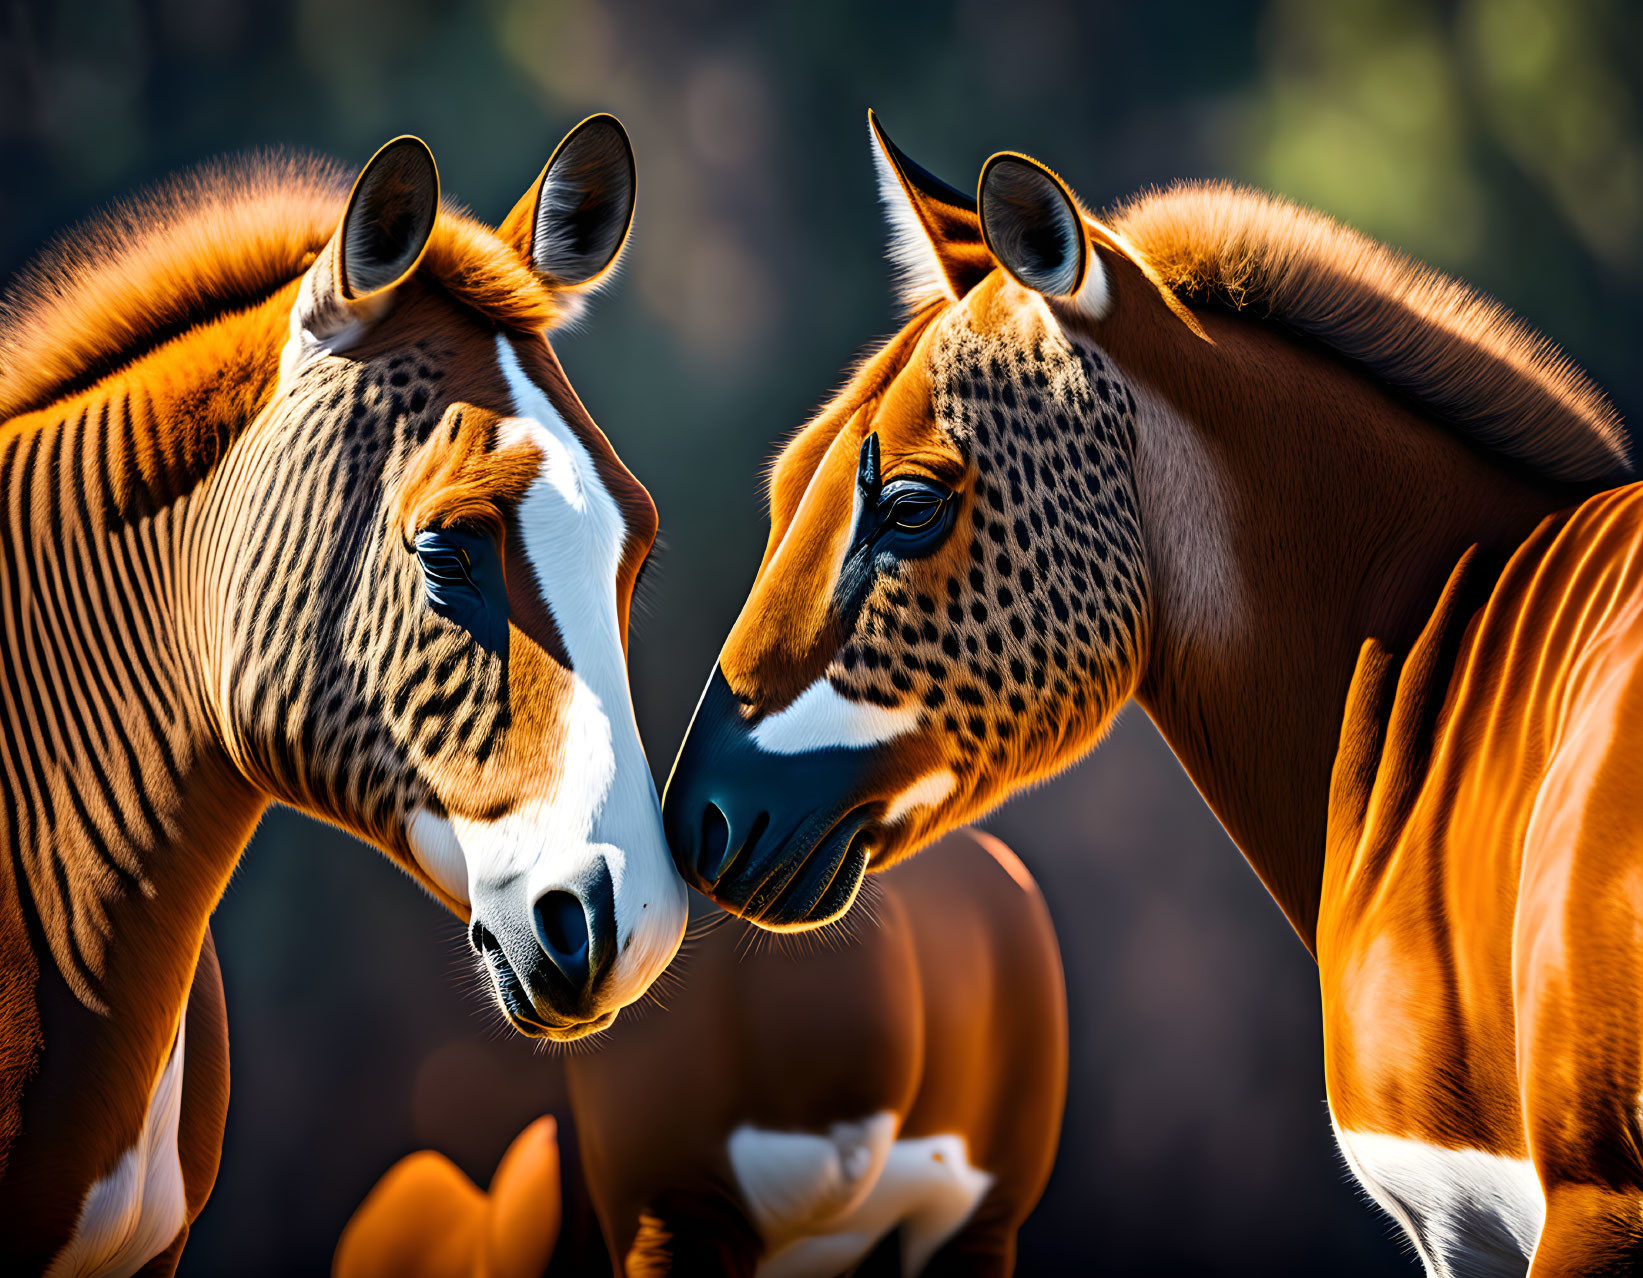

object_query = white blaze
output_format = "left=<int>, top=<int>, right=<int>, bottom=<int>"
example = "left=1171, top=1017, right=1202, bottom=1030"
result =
left=751, top=678, right=921, bottom=755
left=408, top=336, right=687, bottom=1008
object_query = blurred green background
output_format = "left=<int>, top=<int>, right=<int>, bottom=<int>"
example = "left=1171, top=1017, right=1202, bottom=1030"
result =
left=4, top=0, right=1641, bottom=1273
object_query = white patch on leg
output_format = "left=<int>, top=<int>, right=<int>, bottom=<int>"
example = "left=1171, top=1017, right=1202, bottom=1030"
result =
left=1331, top=1119, right=1543, bottom=1278
left=882, top=769, right=957, bottom=826
left=731, top=1111, right=896, bottom=1243
left=888, top=1136, right=997, bottom=1276
left=751, top=679, right=920, bottom=755
left=49, top=1019, right=188, bottom=1278
left=728, top=1112, right=994, bottom=1278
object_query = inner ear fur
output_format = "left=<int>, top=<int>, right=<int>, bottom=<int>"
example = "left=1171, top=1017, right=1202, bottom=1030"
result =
left=978, top=152, right=1089, bottom=298
left=337, top=136, right=440, bottom=300
left=501, top=113, right=637, bottom=291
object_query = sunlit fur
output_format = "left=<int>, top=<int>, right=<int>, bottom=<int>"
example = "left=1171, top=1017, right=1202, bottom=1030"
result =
left=1113, top=182, right=1627, bottom=483
left=0, top=156, right=569, bottom=425
left=710, top=168, right=1631, bottom=868
left=335, top=1116, right=563, bottom=1278
left=0, top=140, right=678, bottom=1272
left=693, top=129, right=1643, bottom=1272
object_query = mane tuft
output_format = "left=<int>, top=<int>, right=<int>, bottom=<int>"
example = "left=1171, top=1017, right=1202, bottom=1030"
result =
left=0, top=151, right=564, bottom=422
left=1109, top=182, right=1631, bottom=486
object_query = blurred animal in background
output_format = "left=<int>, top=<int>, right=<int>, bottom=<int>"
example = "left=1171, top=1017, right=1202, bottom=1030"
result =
left=336, top=1116, right=563, bottom=1278
left=0, top=116, right=688, bottom=1275
left=663, top=112, right=1643, bottom=1276
left=339, top=828, right=1066, bottom=1277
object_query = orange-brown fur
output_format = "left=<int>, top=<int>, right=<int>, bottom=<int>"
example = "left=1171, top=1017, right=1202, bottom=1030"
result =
left=336, top=1116, right=563, bottom=1278
left=671, top=128, right=1641, bottom=1273
left=0, top=134, right=660, bottom=1274
left=1112, top=182, right=1624, bottom=483
left=0, top=156, right=565, bottom=424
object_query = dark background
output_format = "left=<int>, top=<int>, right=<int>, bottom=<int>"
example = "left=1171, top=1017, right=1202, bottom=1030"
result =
left=4, top=0, right=1642, bottom=1273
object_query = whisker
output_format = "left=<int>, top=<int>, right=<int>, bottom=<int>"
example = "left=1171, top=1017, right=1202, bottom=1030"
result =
left=684, top=906, right=734, bottom=942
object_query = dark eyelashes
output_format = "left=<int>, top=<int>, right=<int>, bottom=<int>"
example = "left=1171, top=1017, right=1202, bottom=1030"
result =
left=417, top=547, right=473, bottom=587
left=889, top=493, right=944, bottom=530
left=412, top=526, right=510, bottom=657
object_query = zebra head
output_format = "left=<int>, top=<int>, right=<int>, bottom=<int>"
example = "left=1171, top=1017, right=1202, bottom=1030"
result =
left=206, top=122, right=685, bottom=1038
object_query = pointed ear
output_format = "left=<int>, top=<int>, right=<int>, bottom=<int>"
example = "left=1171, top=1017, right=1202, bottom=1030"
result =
left=978, top=152, right=1109, bottom=319
left=294, top=136, right=440, bottom=344
left=501, top=113, right=636, bottom=312
left=338, top=136, right=440, bottom=297
left=868, top=110, right=992, bottom=309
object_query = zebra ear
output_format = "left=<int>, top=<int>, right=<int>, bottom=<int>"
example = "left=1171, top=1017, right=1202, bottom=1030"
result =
left=868, top=110, right=992, bottom=310
left=502, top=114, right=636, bottom=314
left=978, top=152, right=1109, bottom=319
left=336, top=136, right=440, bottom=300
left=294, top=137, right=439, bottom=344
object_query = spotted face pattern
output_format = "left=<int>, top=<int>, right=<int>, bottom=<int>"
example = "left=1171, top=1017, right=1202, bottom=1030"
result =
left=664, top=124, right=1152, bottom=927
left=822, top=300, right=1149, bottom=850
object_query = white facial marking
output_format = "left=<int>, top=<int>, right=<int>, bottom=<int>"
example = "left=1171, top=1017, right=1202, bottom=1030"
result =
left=49, top=1019, right=188, bottom=1278
left=751, top=677, right=921, bottom=755
left=882, top=769, right=957, bottom=826
left=871, top=127, right=956, bottom=312
left=407, top=810, right=469, bottom=906
left=1123, top=374, right=1244, bottom=648
left=1332, top=1121, right=1543, bottom=1277
left=729, top=1112, right=994, bottom=1278
left=435, top=337, right=685, bottom=1009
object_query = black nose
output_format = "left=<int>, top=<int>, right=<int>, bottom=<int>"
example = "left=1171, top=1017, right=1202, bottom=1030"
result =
left=530, top=861, right=616, bottom=998
left=533, top=890, right=590, bottom=988
left=694, top=800, right=770, bottom=888
left=663, top=667, right=879, bottom=925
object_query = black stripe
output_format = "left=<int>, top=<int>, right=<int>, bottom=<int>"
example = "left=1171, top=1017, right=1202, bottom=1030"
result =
left=50, top=847, right=106, bottom=1000
left=0, top=436, right=57, bottom=829
left=11, top=432, right=69, bottom=770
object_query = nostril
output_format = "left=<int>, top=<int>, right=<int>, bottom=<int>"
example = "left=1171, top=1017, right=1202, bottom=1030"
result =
left=699, top=803, right=730, bottom=883
left=745, top=811, right=770, bottom=859
left=533, top=890, right=590, bottom=985
left=469, top=920, right=497, bottom=955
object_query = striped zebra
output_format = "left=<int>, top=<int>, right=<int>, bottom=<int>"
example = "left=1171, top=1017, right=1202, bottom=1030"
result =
left=0, top=117, right=688, bottom=1275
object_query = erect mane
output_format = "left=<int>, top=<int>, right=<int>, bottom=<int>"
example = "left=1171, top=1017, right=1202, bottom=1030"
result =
left=0, top=152, right=565, bottom=422
left=1109, top=181, right=1631, bottom=486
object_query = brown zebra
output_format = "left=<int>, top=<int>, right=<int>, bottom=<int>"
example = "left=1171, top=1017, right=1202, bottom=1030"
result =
left=0, top=117, right=688, bottom=1274
left=662, top=113, right=1643, bottom=1274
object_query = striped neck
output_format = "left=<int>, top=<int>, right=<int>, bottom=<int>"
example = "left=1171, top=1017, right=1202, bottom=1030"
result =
left=0, top=296, right=290, bottom=1025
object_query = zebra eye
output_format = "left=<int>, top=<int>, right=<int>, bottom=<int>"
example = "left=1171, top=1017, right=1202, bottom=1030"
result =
left=413, top=527, right=509, bottom=657
left=878, top=478, right=954, bottom=555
